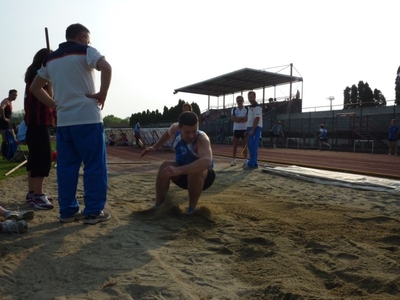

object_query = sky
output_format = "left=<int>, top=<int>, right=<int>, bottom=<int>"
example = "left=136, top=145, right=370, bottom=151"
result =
left=1, top=0, right=399, bottom=119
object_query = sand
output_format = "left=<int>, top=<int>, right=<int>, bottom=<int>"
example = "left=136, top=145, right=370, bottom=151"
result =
left=0, top=150, right=400, bottom=300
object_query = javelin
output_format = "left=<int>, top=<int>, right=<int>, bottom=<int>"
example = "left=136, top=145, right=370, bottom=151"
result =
left=241, top=143, right=248, bottom=154
left=45, top=27, right=50, bottom=53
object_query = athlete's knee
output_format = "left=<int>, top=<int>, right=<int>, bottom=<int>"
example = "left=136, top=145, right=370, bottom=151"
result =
left=188, top=169, right=207, bottom=180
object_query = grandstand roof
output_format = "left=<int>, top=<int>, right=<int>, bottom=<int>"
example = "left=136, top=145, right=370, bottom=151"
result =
left=173, top=67, right=303, bottom=97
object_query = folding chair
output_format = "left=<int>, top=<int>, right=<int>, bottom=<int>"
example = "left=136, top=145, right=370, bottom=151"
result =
left=13, top=120, right=28, bottom=162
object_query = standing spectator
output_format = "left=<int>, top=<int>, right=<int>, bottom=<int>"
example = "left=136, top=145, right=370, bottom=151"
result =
left=24, top=48, right=56, bottom=210
left=134, top=118, right=142, bottom=147
left=230, top=95, right=248, bottom=166
left=182, top=102, right=192, bottom=112
left=30, top=23, right=112, bottom=224
left=388, top=119, right=399, bottom=155
left=0, top=89, right=18, bottom=158
left=139, top=111, right=215, bottom=214
left=270, top=121, right=284, bottom=148
left=243, top=91, right=262, bottom=170
left=318, top=124, right=331, bottom=150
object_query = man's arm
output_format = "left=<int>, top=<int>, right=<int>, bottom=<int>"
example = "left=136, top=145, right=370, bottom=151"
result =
left=0, top=99, right=8, bottom=120
left=231, top=110, right=247, bottom=123
left=140, top=123, right=178, bottom=157
left=251, top=117, right=260, bottom=130
left=86, top=58, right=112, bottom=110
left=175, top=133, right=213, bottom=175
left=30, top=76, right=57, bottom=109
left=45, top=82, right=54, bottom=98
left=248, top=113, right=260, bottom=136
left=153, top=124, right=177, bottom=149
left=249, top=107, right=262, bottom=135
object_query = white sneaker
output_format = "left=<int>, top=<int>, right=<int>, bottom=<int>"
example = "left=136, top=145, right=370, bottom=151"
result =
left=273, top=144, right=276, bottom=148
left=29, top=194, right=54, bottom=210
left=243, top=159, right=248, bottom=167
left=230, top=159, right=236, bottom=166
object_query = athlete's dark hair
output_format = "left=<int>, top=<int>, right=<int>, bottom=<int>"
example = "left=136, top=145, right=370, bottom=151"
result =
left=178, top=111, right=198, bottom=127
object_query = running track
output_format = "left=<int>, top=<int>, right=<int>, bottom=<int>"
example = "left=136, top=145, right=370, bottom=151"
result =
left=106, top=145, right=400, bottom=180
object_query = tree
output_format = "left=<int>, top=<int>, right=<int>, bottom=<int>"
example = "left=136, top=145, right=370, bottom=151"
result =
left=127, top=99, right=202, bottom=127
left=362, top=82, right=374, bottom=107
left=11, top=110, right=25, bottom=123
left=350, top=85, right=358, bottom=107
left=343, top=87, right=351, bottom=109
left=103, top=115, right=129, bottom=127
left=190, top=102, right=201, bottom=116
left=357, top=81, right=366, bottom=106
left=373, top=89, right=386, bottom=107
left=345, top=81, right=386, bottom=108
left=395, top=66, right=400, bottom=105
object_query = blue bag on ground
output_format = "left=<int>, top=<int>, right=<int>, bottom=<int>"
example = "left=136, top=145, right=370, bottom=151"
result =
left=4, top=129, right=18, bottom=161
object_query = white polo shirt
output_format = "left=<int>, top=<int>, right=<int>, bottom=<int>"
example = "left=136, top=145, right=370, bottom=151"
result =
left=247, top=104, right=263, bottom=128
left=38, top=41, right=104, bottom=127
left=231, top=106, right=248, bottom=130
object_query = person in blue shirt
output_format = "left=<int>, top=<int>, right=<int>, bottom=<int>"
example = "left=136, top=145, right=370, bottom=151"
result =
left=140, top=111, right=215, bottom=214
left=134, top=119, right=142, bottom=147
left=270, top=120, right=284, bottom=149
left=388, top=119, right=399, bottom=155
left=318, top=124, right=331, bottom=150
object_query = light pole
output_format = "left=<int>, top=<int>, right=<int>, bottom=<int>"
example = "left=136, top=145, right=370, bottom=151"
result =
left=327, top=96, right=334, bottom=111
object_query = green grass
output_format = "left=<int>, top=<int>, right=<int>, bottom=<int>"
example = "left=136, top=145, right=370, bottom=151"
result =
left=0, top=136, right=56, bottom=183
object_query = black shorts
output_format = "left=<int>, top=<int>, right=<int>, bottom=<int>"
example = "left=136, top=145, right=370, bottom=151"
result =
left=0, top=119, right=10, bottom=130
left=26, top=126, right=52, bottom=177
left=172, top=168, right=215, bottom=191
left=233, top=130, right=246, bottom=139
left=389, top=139, right=398, bottom=142
left=320, top=138, right=328, bottom=142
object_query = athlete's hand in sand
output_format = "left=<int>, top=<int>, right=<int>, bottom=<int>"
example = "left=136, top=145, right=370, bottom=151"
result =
left=140, top=146, right=155, bottom=157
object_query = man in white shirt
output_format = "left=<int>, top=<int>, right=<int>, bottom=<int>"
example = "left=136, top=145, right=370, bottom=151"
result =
left=230, top=95, right=248, bottom=166
left=243, top=91, right=263, bottom=170
left=30, top=23, right=112, bottom=225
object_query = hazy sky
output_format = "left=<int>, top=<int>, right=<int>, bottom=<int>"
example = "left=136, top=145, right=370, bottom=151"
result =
left=1, top=0, right=398, bottom=119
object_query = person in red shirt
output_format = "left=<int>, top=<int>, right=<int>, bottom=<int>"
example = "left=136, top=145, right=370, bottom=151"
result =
left=24, top=48, right=56, bottom=210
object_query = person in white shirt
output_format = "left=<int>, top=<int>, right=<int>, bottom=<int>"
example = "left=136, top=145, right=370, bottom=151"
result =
left=30, top=23, right=112, bottom=225
left=230, top=95, right=248, bottom=166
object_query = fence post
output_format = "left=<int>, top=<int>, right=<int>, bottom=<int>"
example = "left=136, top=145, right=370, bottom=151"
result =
left=308, top=112, right=311, bottom=147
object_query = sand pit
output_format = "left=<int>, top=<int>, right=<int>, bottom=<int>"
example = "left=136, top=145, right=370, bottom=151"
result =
left=0, top=147, right=399, bottom=299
